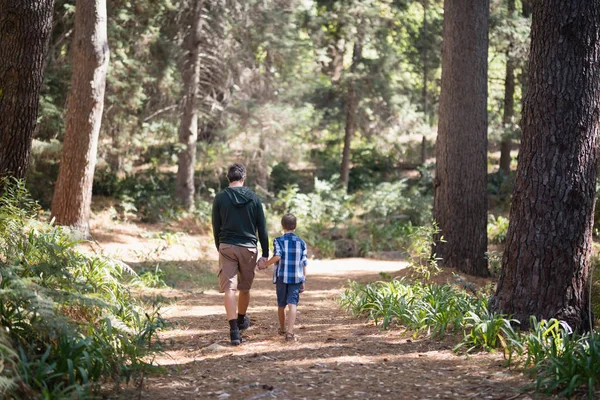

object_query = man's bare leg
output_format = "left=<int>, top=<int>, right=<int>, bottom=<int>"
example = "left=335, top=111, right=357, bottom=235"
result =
left=238, top=291, right=250, bottom=315
left=224, top=289, right=237, bottom=320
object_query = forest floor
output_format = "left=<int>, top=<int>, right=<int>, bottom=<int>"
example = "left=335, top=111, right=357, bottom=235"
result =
left=88, top=214, right=553, bottom=400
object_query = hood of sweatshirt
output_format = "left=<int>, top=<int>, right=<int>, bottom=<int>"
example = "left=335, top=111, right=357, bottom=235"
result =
left=225, top=187, right=255, bottom=208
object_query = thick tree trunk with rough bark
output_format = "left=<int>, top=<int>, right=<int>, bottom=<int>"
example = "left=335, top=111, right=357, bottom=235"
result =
left=51, top=0, right=109, bottom=235
left=0, top=0, right=53, bottom=179
left=499, top=0, right=516, bottom=175
left=492, top=0, right=600, bottom=332
left=176, top=0, right=203, bottom=210
left=340, top=39, right=363, bottom=191
left=434, top=0, right=489, bottom=277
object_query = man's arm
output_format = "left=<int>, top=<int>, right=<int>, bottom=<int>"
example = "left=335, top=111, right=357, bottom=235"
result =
left=212, top=195, right=221, bottom=250
left=256, top=199, right=269, bottom=258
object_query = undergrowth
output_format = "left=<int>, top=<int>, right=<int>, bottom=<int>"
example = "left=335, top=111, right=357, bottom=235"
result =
left=340, top=279, right=600, bottom=399
left=0, top=179, right=165, bottom=399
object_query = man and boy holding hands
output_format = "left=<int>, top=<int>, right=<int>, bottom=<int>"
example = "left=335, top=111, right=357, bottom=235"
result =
left=212, top=163, right=307, bottom=345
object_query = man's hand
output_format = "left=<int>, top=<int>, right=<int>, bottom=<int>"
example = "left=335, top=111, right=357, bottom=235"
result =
left=300, top=283, right=305, bottom=293
left=256, top=257, right=268, bottom=270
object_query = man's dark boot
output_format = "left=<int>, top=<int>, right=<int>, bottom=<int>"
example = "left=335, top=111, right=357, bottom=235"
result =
left=237, top=314, right=250, bottom=331
left=229, top=319, right=241, bottom=346
left=230, top=328, right=241, bottom=346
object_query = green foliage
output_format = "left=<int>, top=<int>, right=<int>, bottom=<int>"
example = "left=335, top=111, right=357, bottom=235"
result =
left=487, top=251, right=503, bottom=277
left=487, top=214, right=510, bottom=244
left=0, top=180, right=164, bottom=398
left=406, top=223, right=442, bottom=279
left=359, top=220, right=414, bottom=254
left=273, top=178, right=353, bottom=226
left=269, top=162, right=301, bottom=194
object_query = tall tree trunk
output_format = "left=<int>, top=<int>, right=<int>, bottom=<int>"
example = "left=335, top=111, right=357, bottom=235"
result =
left=176, top=0, right=203, bottom=210
left=340, top=37, right=363, bottom=191
left=0, top=0, right=54, bottom=179
left=51, top=0, right=109, bottom=235
left=499, top=0, right=516, bottom=175
left=492, top=0, right=600, bottom=332
left=434, top=0, right=489, bottom=277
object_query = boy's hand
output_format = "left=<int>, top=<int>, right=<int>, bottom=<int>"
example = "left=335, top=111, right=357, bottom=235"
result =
left=300, top=283, right=305, bottom=293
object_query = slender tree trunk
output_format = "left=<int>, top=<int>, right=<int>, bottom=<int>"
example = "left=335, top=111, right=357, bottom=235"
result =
left=51, top=0, right=109, bottom=235
left=492, top=0, right=600, bottom=332
left=421, top=0, right=429, bottom=164
left=522, top=0, right=532, bottom=18
left=176, top=0, right=203, bottom=210
left=434, top=0, right=489, bottom=277
left=0, top=0, right=54, bottom=179
left=422, top=0, right=429, bottom=125
left=340, top=37, right=363, bottom=191
left=499, top=0, right=516, bottom=175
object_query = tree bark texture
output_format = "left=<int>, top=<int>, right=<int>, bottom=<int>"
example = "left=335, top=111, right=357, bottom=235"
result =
left=0, top=0, right=53, bottom=179
left=176, top=0, right=203, bottom=210
left=51, top=0, right=109, bottom=234
left=499, top=0, right=516, bottom=175
left=434, top=0, right=489, bottom=277
left=492, top=0, right=600, bottom=331
left=340, top=38, right=363, bottom=191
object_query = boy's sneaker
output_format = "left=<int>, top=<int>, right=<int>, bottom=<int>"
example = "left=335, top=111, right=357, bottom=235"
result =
left=230, top=328, right=241, bottom=346
left=237, top=315, right=250, bottom=331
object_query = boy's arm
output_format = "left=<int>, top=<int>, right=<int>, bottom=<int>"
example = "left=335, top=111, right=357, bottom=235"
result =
left=263, top=255, right=281, bottom=268
left=300, top=241, right=308, bottom=291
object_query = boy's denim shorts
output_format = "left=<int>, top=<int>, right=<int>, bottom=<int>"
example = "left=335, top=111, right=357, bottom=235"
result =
left=276, top=278, right=302, bottom=307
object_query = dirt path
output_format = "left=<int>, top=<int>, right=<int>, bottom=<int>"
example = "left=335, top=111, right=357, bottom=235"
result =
left=126, top=258, right=542, bottom=400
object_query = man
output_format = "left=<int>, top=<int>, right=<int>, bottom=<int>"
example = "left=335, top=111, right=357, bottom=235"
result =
left=212, top=163, right=269, bottom=345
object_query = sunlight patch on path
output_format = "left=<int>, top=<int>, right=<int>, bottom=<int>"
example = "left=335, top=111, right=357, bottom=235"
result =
left=308, top=258, right=409, bottom=276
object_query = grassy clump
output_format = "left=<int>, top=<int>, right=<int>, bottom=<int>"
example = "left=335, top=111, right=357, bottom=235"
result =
left=0, top=179, right=165, bottom=399
left=340, top=278, right=600, bottom=399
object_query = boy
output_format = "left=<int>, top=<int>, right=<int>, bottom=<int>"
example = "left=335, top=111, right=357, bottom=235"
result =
left=260, top=214, right=307, bottom=341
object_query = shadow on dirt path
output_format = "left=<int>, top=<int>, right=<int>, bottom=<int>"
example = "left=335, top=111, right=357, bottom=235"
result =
left=117, top=258, right=546, bottom=400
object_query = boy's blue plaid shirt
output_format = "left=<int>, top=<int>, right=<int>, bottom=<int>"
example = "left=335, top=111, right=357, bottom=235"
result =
left=272, top=232, right=308, bottom=284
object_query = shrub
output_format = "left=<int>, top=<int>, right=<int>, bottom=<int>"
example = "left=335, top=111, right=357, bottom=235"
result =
left=406, top=223, right=442, bottom=279
left=0, top=179, right=164, bottom=398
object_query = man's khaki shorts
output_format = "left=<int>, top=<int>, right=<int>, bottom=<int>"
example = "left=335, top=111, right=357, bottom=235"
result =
left=218, top=243, right=258, bottom=292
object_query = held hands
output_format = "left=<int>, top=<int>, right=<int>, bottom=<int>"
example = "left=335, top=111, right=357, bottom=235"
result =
left=256, top=257, right=268, bottom=270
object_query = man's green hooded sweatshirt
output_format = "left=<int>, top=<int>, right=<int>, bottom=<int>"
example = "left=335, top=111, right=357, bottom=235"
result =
left=212, top=186, right=269, bottom=257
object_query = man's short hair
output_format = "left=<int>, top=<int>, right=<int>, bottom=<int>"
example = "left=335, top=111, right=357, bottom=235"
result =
left=227, top=163, right=246, bottom=182
left=281, top=214, right=297, bottom=230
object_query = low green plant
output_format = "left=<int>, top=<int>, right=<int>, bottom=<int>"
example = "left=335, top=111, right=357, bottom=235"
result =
left=340, top=279, right=478, bottom=335
left=137, top=266, right=168, bottom=288
left=531, top=331, right=600, bottom=399
left=455, top=311, right=519, bottom=353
